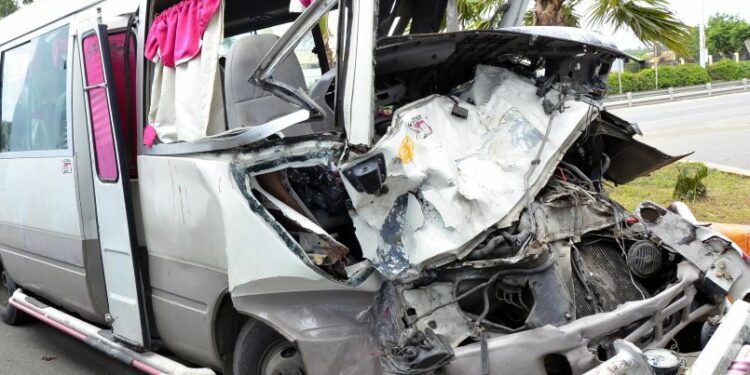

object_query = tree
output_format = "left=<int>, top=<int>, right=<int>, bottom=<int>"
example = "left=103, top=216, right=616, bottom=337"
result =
left=706, top=14, right=750, bottom=57
left=459, top=0, right=690, bottom=55
left=0, top=0, right=18, bottom=19
left=587, top=0, right=689, bottom=55
left=455, top=0, right=509, bottom=30
left=523, top=0, right=580, bottom=27
left=679, top=26, right=700, bottom=63
left=0, top=0, right=31, bottom=19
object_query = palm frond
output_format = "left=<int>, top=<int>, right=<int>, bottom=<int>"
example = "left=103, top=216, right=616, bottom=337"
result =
left=456, top=0, right=505, bottom=29
left=587, top=0, right=690, bottom=55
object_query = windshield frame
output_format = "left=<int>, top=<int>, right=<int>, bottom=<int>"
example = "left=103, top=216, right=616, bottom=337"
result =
left=249, top=0, right=338, bottom=120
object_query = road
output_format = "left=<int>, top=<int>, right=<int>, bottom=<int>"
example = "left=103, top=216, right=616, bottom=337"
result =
left=611, top=91, right=750, bottom=171
left=0, top=320, right=137, bottom=375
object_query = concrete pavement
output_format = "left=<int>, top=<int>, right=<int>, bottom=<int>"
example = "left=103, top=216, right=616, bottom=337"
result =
left=0, top=320, right=138, bottom=375
left=611, top=91, right=750, bottom=171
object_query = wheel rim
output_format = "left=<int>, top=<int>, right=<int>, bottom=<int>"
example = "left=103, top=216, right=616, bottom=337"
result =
left=0, top=271, right=10, bottom=308
left=258, top=340, right=305, bottom=375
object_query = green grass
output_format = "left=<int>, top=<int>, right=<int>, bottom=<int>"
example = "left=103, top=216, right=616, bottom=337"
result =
left=608, top=164, right=750, bottom=225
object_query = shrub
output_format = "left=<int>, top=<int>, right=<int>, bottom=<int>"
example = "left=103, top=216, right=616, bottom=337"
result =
left=656, top=64, right=711, bottom=88
left=673, top=163, right=708, bottom=202
left=624, top=61, right=643, bottom=73
left=607, top=64, right=710, bottom=94
left=707, top=60, right=750, bottom=81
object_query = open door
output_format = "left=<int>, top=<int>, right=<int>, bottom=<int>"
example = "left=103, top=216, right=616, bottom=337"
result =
left=78, top=20, right=150, bottom=348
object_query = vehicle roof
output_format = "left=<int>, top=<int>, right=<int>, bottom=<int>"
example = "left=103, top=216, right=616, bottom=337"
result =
left=0, top=0, right=105, bottom=47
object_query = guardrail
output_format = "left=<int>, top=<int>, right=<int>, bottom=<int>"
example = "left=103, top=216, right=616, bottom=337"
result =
left=605, top=79, right=750, bottom=109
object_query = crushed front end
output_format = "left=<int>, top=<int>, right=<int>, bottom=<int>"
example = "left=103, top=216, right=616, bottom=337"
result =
left=335, top=28, right=750, bottom=374
left=227, top=25, right=750, bottom=374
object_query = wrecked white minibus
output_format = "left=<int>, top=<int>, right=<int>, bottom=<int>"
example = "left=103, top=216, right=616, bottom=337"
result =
left=2, top=0, right=750, bottom=374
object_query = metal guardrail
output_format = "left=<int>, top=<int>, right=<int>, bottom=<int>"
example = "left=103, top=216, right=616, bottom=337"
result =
left=605, top=79, right=750, bottom=109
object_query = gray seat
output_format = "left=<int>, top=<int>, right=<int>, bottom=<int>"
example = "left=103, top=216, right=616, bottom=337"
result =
left=224, top=34, right=308, bottom=129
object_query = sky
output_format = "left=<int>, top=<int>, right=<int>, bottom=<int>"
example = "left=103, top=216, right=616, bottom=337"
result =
left=563, top=0, right=750, bottom=50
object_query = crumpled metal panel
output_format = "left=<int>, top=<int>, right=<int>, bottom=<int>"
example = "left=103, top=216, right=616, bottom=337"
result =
left=402, top=283, right=473, bottom=347
left=636, top=201, right=750, bottom=298
left=532, top=182, right=616, bottom=244
left=499, top=26, right=639, bottom=61
left=342, top=65, right=595, bottom=279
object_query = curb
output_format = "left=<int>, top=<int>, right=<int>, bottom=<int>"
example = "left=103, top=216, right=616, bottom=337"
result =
left=681, top=160, right=750, bottom=177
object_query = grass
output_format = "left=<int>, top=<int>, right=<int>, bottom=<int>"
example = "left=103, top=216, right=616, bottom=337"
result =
left=608, top=164, right=750, bottom=225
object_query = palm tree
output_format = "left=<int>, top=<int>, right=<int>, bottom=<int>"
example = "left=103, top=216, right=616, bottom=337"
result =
left=0, top=0, right=33, bottom=19
left=456, top=0, right=690, bottom=55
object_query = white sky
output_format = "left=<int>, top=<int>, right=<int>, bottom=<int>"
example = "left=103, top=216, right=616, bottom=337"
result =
left=553, top=0, right=750, bottom=50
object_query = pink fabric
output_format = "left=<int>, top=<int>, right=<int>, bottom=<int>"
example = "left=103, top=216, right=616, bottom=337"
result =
left=82, top=34, right=119, bottom=182
left=143, top=125, right=158, bottom=148
left=145, top=0, right=221, bottom=67
left=300, top=0, right=314, bottom=7
left=108, top=33, right=138, bottom=177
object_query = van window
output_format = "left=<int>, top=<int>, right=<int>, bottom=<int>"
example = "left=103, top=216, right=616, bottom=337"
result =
left=81, top=32, right=118, bottom=182
left=0, top=25, right=69, bottom=153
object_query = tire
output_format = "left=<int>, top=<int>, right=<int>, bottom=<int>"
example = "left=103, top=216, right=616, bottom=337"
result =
left=0, top=269, right=27, bottom=325
left=233, top=320, right=306, bottom=375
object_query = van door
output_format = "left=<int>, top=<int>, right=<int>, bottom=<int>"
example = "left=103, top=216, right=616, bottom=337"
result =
left=77, top=20, right=150, bottom=348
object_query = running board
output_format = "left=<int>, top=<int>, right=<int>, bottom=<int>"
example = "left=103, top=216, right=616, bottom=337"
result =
left=9, top=289, right=215, bottom=375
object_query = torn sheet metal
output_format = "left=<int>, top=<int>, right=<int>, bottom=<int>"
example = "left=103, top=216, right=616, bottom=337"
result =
left=342, top=65, right=595, bottom=279
left=252, top=181, right=349, bottom=264
left=636, top=202, right=750, bottom=298
left=402, top=283, right=472, bottom=347
left=184, top=139, right=382, bottom=297
left=532, top=182, right=616, bottom=244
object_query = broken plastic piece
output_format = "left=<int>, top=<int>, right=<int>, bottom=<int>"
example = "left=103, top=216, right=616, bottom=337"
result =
left=343, top=154, right=387, bottom=195
left=451, top=104, right=469, bottom=119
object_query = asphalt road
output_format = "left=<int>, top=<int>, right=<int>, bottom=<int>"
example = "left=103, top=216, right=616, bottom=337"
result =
left=611, top=91, right=750, bottom=171
left=0, top=319, right=138, bottom=375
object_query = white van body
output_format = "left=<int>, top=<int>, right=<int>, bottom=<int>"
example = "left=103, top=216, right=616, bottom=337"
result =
left=2, top=1, right=750, bottom=374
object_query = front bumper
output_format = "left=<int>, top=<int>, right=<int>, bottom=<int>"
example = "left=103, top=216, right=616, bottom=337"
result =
left=444, top=264, right=710, bottom=374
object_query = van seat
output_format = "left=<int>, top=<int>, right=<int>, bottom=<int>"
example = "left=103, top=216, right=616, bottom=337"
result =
left=224, top=34, right=307, bottom=129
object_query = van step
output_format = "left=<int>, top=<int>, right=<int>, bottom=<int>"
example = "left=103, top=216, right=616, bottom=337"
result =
left=9, top=290, right=215, bottom=375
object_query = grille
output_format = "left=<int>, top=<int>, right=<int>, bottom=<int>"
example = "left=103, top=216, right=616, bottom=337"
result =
left=573, top=242, right=647, bottom=318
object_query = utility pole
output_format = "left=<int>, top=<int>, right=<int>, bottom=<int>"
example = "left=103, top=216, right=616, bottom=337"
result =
left=498, top=0, right=532, bottom=28
left=698, top=0, right=708, bottom=67
left=654, top=44, right=659, bottom=89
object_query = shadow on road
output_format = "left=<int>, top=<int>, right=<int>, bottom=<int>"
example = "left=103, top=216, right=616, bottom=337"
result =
left=0, top=320, right=138, bottom=375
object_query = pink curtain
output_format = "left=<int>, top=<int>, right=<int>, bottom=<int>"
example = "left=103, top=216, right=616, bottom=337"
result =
left=82, top=34, right=118, bottom=182
left=145, top=0, right=222, bottom=67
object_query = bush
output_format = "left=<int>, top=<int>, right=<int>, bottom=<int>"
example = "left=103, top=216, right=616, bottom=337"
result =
left=607, top=64, right=711, bottom=94
left=651, top=64, right=711, bottom=88
left=673, top=162, right=708, bottom=202
left=707, top=60, right=750, bottom=81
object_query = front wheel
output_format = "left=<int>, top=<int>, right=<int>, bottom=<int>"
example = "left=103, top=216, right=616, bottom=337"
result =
left=233, top=320, right=306, bottom=375
left=0, top=270, right=28, bottom=325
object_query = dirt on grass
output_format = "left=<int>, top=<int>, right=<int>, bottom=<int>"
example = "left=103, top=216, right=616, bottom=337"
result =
left=608, top=164, right=750, bottom=225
